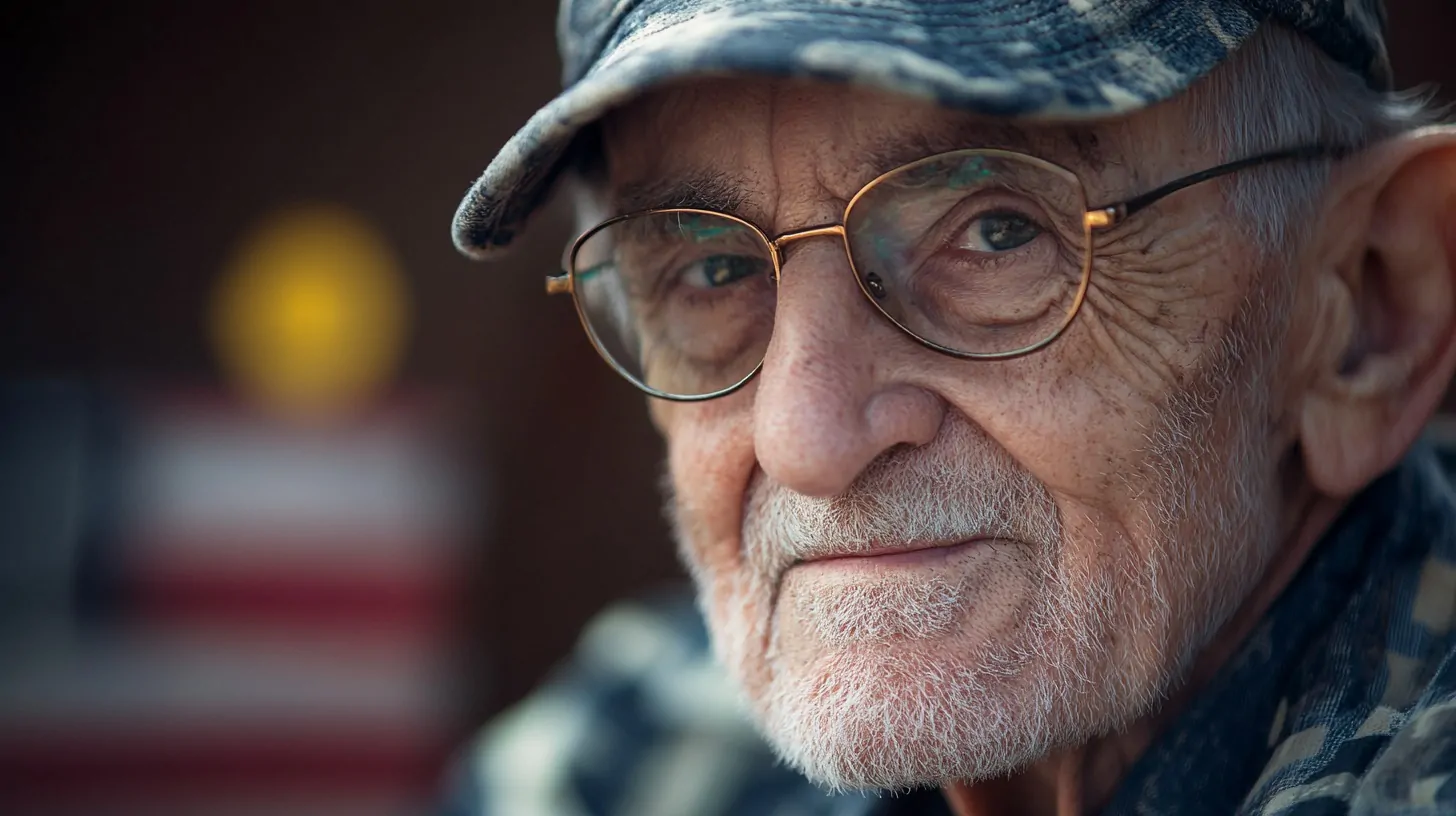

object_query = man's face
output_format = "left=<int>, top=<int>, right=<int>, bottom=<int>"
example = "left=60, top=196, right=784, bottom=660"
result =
left=601, top=78, right=1299, bottom=789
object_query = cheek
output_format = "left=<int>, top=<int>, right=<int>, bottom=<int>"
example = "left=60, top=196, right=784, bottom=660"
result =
left=658, top=394, right=781, bottom=699
left=935, top=352, right=1148, bottom=511
left=938, top=230, right=1254, bottom=507
left=658, top=394, right=758, bottom=576
left=932, top=362, right=1191, bottom=680
left=923, top=328, right=1191, bottom=585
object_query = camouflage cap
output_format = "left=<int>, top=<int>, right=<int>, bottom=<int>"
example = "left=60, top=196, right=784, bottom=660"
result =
left=452, top=0, right=1391, bottom=260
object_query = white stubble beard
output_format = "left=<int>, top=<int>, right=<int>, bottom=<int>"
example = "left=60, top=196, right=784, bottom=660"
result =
left=667, top=288, right=1287, bottom=791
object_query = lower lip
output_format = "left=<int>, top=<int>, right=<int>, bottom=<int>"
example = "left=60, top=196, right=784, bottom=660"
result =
left=798, top=539, right=983, bottom=571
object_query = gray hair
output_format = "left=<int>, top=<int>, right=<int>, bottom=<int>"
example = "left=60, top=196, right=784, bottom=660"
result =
left=1192, top=24, right=1447, bottom=256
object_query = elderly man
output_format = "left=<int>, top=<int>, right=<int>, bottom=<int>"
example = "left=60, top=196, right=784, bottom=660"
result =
left=447, top=0, right=1456, bottom=813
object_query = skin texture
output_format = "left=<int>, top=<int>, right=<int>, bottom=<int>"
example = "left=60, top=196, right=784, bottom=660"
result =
left=596, top=76, right=1456, bottom=814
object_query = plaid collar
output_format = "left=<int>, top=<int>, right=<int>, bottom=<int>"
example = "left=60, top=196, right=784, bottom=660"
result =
left=1103, top=444, right=1456, bottom=814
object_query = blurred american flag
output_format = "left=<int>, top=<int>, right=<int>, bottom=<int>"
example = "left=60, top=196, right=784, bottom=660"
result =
left=0, top=386, right=476, bottom=816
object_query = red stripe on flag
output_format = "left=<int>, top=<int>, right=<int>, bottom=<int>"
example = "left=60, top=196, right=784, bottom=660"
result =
left=129, top=561, right=455, bottom=632
left=0, top=729, right=450, bottom=804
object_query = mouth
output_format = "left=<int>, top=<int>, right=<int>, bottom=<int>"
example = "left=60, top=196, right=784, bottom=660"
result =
left=795, top=538, right=988, bottom=570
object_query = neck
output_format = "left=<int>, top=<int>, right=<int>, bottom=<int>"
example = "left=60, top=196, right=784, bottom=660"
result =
left=942, top=481, right=1349, bottom=816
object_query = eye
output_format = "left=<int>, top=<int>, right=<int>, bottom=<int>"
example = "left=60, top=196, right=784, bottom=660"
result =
left=679, top=254, right=768, bottom=289
left=955, top=210, right=1042, bottom=253
left=575, top=261, right=611, bottom=283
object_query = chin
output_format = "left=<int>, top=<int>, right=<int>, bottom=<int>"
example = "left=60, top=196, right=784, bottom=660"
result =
left=707, top=544, right=1161, bottom=792
left=758, top=627, right=1085, bottom=791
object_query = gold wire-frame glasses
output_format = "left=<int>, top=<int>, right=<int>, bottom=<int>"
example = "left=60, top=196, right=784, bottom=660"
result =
left=546, top=143, right=1344, bottom=401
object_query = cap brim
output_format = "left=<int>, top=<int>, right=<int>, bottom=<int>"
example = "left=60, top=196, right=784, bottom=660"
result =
left=453, top=0, right=1258, bottom=260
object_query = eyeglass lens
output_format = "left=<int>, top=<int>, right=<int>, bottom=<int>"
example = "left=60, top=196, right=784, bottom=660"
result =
left=843, top=151, right=1090, bottom=358
left=570, top=150, right=1091, bottom=399
left=572, top=211, right=777, bottom=398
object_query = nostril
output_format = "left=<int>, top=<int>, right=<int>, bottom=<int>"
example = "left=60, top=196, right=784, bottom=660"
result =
left=864, top=386, right=946, bottom=450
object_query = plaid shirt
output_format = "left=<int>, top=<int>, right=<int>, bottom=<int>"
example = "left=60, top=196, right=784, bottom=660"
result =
left=444, top=445, right=1456, bottom=815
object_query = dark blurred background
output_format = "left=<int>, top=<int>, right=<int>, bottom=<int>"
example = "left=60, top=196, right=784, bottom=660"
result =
left=1, top=2, right=1453, bottom=813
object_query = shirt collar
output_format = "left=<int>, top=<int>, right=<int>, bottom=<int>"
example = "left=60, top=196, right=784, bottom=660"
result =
left=1107, top=443, right=1454, bottom=814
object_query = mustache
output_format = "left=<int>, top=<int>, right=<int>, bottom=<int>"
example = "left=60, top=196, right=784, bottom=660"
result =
left=740, top=419, right=1062, bottom=580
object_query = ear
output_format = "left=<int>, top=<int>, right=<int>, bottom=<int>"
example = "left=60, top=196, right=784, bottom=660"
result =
left=1300, top=127, right=1456, bottom=498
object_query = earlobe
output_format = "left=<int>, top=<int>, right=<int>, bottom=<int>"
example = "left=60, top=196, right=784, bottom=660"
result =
left=1299, top=129, right=1456, bottom=498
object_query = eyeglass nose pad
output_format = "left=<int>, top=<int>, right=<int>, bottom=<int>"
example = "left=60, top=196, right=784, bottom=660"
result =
left=862, top=271, right=888, bottom=300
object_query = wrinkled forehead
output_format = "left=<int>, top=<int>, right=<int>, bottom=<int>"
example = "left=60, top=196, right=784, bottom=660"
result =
left=597, top=76, right=1187, bottom=220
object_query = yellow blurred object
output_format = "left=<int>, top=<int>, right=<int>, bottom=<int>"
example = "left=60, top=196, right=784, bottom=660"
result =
left=213, top=206, right=408, bottom=417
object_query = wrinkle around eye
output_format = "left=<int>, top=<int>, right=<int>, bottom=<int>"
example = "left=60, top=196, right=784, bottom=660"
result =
left=1074, top=233, right=1249, bottom=400
left=1074, top=287, right=1187, bottom=401
left=1093, top=222, right=1234, bottom=321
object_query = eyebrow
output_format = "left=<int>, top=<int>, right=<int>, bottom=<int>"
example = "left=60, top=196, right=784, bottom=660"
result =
left=612, top=171, right=750, bottom=216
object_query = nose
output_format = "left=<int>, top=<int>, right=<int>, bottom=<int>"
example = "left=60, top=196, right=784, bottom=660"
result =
left=753, top=241, right=945, bottom=497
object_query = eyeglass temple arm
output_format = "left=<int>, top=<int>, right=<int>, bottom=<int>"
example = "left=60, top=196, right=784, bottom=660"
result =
left=1086, top=144, right=1350, bottom=229
left=546, top=242, right=577, bottom=294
